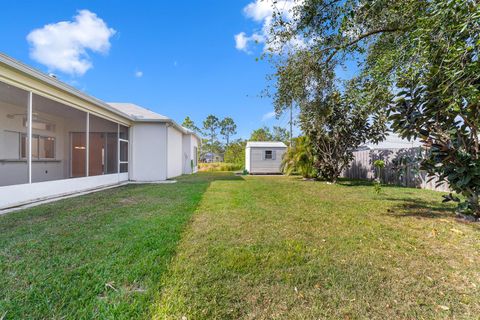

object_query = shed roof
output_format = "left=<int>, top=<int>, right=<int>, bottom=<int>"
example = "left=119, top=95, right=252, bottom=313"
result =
left=246, top=141, right=287, bottom=148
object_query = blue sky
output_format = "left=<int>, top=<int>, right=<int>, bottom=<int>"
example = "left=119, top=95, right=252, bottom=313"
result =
left=0, top=1, right=299, bottom=139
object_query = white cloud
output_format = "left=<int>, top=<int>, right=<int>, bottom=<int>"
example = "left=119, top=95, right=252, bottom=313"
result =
left=262, top=111, right=276, bottom=121
left=27, top=10, right=116, bottom=76
left=235, top=0, right=305, bottom=54
left=134, top=70, right=143, bottom=78
left=234, top=32, right=264, bottom=53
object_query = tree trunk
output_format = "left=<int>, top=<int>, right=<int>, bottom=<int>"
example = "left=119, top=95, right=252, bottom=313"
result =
left=468, top=192, right=480, bottom=218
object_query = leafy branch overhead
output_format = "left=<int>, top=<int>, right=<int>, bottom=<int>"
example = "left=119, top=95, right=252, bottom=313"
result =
left=268, top=0, right=480, bottom=218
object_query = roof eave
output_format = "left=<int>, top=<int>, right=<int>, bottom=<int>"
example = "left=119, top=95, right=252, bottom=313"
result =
left=0, top=53, right=132, bottom=122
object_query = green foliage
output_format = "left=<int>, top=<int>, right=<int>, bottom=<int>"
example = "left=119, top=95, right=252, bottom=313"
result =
left=249, top=126, right=273, bottom=141
left=374, top=160, right=385, bottom=169
left=268, top=0, right=480, bottom=217
left=373, top=160, right=385, bottom=194
left=219, top=117, right=237, bottom=146
left=223, top=139, right=246, bottom=166
left=249, top=126, right=291, bottom=144
left=272, top=126, right=291, bottom=144
left=281, top=136, right=316, bottom=179
left=385, top=0, right=480, bottom=217
left=299, top=83, right=386, bottom=183
left=198, top=162, right=243, bottom=172
left=182, top=116, right=200, bottom=133
left=202, top=115, right=220, bottom=149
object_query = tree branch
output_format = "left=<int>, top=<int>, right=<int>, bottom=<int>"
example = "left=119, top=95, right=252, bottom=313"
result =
left=319, top=27, right=406, bottom=65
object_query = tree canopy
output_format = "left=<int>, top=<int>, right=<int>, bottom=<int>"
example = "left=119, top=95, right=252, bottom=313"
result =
left=268, top=0, right=480, bottom=217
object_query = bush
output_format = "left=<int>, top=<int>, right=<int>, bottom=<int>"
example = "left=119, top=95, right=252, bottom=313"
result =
left=198, top=162, right=243, bottom=172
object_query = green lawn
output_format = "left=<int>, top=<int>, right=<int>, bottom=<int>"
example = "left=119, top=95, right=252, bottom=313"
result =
left=1, top=173, right=479, bottom=319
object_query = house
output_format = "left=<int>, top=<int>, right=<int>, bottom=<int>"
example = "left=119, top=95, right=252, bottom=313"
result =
left=0, top=53, right=200, bottom=210
left=245, top=141, right=287, bottom=174
left=200, top=152, right=223, bottom=163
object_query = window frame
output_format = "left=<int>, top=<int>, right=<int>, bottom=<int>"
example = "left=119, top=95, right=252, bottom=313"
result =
left=118, top=124, right=129, bottom=173
left=264, top=150, right=273, bottom=160
left=21, top=133, right=56, bottom=160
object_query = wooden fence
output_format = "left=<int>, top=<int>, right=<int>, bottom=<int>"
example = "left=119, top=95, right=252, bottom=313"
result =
left=342, top=148, right=450, bottom=192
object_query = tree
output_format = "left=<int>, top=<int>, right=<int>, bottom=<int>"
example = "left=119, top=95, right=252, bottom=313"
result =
left=182, top=116, right=200, bottom=133
left=272, top=126, right=290, bottom=144
left=301, top=82, right=386, bottom=183
left=281, top=136, right=316, bottom=179
left=250, top=126, right=273, bottom=141
left=267, top=0, right=480, bottom=217
left=202, top=115, right=220, bottom=155
left=386, top=0, right=480, bottom=218
left=224, top=139, right=246, bottom=166
left=220, top=117, right=237, bottom=146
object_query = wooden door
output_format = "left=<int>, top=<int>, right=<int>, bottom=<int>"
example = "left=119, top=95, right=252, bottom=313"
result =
left=71, top=133, right=86, bottom=177
left=89, top=133, right=105, bottom=176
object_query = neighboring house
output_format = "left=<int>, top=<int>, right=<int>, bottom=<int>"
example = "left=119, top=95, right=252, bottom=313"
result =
left=245, top=141, right=287, bottom=174
left=201, top=152, right=223, bottom=163
left=0, top=53, right=201, bottom=210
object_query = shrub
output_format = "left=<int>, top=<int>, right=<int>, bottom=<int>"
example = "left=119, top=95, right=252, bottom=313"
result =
left=198, top=162, right=243, bottom=172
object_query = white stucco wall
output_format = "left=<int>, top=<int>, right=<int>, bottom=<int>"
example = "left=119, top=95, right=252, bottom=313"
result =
left=130, top=123, right=167, bottom=181
left=0, top=173, right=128, bottom=210
left=182, top=134, right=200, bottom=174
left=191, top=135, right=199, bottom=173
left=167, top=125, right=183, bottom=179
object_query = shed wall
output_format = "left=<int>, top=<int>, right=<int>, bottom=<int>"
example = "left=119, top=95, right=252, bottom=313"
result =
left=250, top=147, right=286, bottom=174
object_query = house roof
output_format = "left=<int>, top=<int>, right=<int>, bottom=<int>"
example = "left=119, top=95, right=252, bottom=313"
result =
left=359, top=133, right=422, bottom=150
left=107, top=103, right=202, bottom=140
left=108, top=103, right=170, bottom=121
left=246, top=141, right=287, bottom=148
left=0, top=53, right=202, bottom=140
left=0, top=53, right=131, bottom=122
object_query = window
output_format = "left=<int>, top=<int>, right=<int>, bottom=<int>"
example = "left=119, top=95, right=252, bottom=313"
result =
left=21, top=134, right=55, bottom=159
left=265, top=150, right=273, bottom=160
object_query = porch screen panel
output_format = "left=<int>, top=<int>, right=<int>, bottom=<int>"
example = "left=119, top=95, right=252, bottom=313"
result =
left=89, top=115, right=118, bottom=176
left=32, top=94, right=87, bottom=183
left=0, top=81, right=29, bottom=186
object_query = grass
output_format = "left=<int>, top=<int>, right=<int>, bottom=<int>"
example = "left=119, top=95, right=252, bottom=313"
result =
left=0, top=173, right=233, bottom=319
left=1, top=173, right=479, bottom=319
left=153, top=174, right=480, bottom=319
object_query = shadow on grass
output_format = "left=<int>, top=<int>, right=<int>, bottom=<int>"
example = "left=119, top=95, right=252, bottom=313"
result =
left=0, top=171, right=244, bottom=319
left=337, top=178, right=413, bottom=189
left=383, top=197, right=454, bottom=219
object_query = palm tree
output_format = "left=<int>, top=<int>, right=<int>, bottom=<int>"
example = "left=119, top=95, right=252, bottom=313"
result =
left=281, top=136, right=316, bottom=179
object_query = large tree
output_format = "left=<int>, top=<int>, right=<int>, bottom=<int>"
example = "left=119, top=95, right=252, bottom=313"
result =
left=272, top=126, right=291, bottom=144
left=202, top=115, right=220, bottom=155
left=268, top=0, right=480, bottom=218
left=182, top=116, right=200, bottom=133
left=220, top=117, right=237, bottom=146
left=250, top=126, right=273, bottom=141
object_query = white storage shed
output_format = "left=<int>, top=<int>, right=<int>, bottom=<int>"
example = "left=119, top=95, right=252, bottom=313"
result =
left=245, top=141, right=287, bottom=174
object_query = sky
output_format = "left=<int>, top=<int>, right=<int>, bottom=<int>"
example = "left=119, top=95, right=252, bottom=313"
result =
left=0, top=0, right=304, bottom=140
